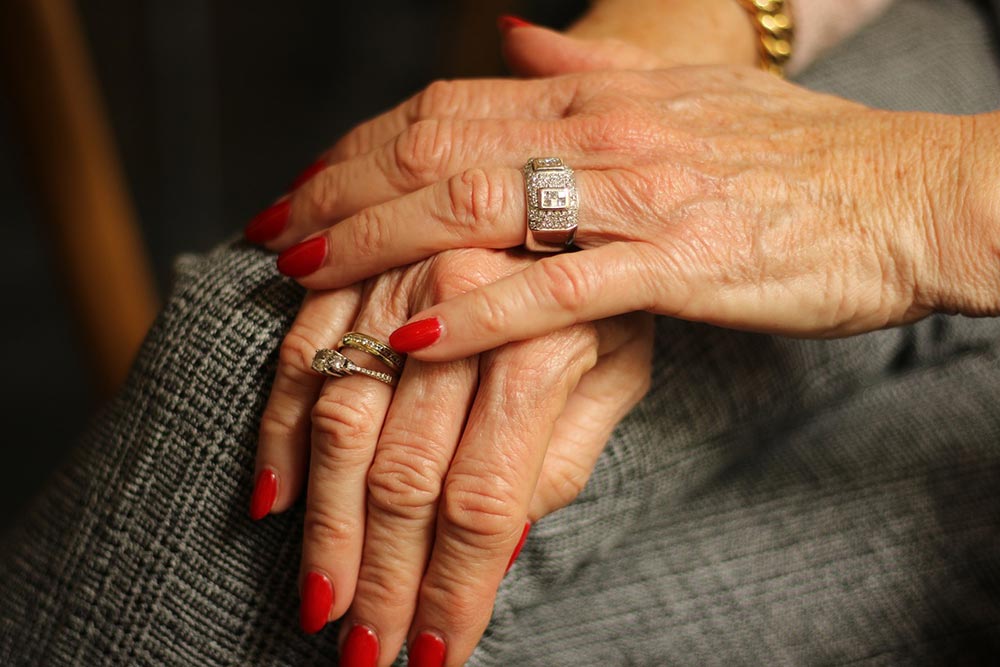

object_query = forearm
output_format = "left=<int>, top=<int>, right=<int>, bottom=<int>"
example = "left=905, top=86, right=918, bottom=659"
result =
left=567, top=0, right=894, bottom=73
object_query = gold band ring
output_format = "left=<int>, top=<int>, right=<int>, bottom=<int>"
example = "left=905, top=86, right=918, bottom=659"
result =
left=339, top=331, right=404, bottom=371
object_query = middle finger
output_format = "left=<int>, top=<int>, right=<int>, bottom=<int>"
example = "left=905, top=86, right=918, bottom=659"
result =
left=271, top=117, right=572, bottom=252
left=298, top=274, right=407, bottom=634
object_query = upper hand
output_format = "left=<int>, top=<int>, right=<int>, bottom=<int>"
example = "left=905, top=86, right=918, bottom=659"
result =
left=257, top=66, right=956, bottom=358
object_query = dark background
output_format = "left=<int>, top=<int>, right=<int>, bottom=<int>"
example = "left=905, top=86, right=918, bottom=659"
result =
left=0, top=1, right=583, bottom=533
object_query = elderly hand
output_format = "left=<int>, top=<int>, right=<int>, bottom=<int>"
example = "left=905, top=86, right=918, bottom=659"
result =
left=252, top=246, right=652, bottom=665
left=262, top=66, right=984, bottom=358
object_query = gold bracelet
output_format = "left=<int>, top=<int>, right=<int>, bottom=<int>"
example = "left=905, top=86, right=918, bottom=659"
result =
left=735, top=0, right=794, bottom=77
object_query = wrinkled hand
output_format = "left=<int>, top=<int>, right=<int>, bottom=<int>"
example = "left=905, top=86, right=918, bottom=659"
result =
left=248, top=35, right=655, bottom=665
left=252, top=246, right=652, bottom=665
left=261, top=65, right=963, bottom=360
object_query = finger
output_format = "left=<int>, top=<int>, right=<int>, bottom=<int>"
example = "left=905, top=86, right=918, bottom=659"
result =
left=298, top=279, right=406, bottom=633
left=247, top=77, right=581, bottom=247
left=408, top=330, right=599, bottom=666
left=251, top=287, right=361, bottom=520
left=276, top=166, right=627, bottom=288
left=501, top=24, right=665, bottom=77
left=269, top=117, right=598, bottom=251
left=389, top=243, right=666, bottom=361
left=528, top=314, right=654, bottom=522
left=337, top=356, right=478, bottom=666
left=325, top=77, right=580, bottom=165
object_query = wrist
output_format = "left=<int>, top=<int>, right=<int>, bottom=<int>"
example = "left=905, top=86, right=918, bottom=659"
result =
left=567, top=0, right=757, bottom=68
left=915, top=112, right=1000, bottom=318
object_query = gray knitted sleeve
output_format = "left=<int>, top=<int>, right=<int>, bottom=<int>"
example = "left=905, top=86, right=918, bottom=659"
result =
left=3, top=1, right=1000, bottom=665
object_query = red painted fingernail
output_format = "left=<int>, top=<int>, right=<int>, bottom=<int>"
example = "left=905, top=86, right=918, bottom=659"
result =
left=389, top=318, right=441, bottom=353
left=409, top=632, right=446, bottom=667
left=277, top=236, right=327, bottom=277
left=244, top=199, right=291, bottom=244
left=249, top=469, right=278, bottom=521
left=341, top=624, right=379, bottom=667
left=289, top=158, right=326, bottom=191
left=300, top=572, right=334, bottom=634
left=505, top=521, right=532, bottom=574
left=497, top=14, right=533, bottom=34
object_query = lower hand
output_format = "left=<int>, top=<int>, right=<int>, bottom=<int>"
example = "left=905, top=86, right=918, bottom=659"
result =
left=253, top=248, right=652, bottom=665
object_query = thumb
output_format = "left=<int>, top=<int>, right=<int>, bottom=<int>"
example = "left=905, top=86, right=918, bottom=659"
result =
left=498, top=17, right=666, bottom=77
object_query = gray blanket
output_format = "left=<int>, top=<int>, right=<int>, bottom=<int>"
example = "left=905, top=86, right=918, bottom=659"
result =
left=3, top=1, right=1000, bottom=664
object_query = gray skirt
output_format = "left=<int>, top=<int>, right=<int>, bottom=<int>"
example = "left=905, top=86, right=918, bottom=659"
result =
left=3, top=1, right=1000, bottom=664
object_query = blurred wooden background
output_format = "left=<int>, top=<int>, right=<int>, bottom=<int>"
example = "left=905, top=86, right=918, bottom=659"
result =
left=0, top=0, right=582, bottom=530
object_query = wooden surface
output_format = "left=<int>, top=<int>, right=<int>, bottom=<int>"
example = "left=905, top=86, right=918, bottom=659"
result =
left=0, top=0, right=159, bottom=396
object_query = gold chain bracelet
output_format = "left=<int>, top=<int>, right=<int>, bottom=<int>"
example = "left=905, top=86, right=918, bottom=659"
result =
left=734, top=0, right=794, bottom=77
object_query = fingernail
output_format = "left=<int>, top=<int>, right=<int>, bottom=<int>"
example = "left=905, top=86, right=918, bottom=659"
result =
left=300, top=572, right=334, bottom=634
left=505, top=521, right=532, bottom=574
left=497, top=14, right=533, bottom=34
left=244, top=199, right=291, bottom=244
left=389, top=318, right=441, bottom=353
left=409, top=632, right=446, bottom=667
left=249, top=469, right=278, bottom=521
left=341, top=624, right=379, bottom=667
left=289, top=158, right=326, bottom=191
left=277, top=237, right=327, bottom=277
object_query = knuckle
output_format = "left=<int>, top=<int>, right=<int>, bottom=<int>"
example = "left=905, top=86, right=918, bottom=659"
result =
left=544, top=453, right=592, bottom=509
left=419, top=569, right=493, bottom=631
left=392, top=119, right=450, bottom=187
left=535, top=257, right=592, bottom=313
left=366, top=449, right=442, bottom=520
left=349, top=208, right=386, bottom=257
left=415, top=79, right=461, bottom=119
left=258, top=407, right=300, bottom=442
left=443, top=168, right=505, bottom=233
left=492, top=354, right=554, bottom=408
left=311, top=394, right=379, bottom=460
left=426, top=251, right=491, bottom=303
left=473, top=288, right=514, bottom=339
left=353, top=559, right=412, bottom=615
left=440, top=473, right=520, bottom=546
left=301, top=169, right=338, bottom=222
left=302, top=506, right=357, bottom=550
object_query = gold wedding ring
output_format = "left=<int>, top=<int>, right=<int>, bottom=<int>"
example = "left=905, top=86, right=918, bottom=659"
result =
left=339, top=331, right=404, bottom=371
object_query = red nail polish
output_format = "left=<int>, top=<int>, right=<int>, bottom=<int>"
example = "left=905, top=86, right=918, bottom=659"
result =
left=244, top=199, right=291, bottom=244
left=277, top=237, right=327, bottom=277
left=409, top=632, right=446, bottom=667
left=389, top=318, right=441, bottom=353
left=289, top=158, right=326, bottom=191
left=341, top=625, right=379, bottom=667
left=505, top=521, right=532, bottom=574
left=249, top=469, right=278, bottom=521
left=300, top=572, right=334, bottom=634
left=497, top=14, right=533, bottom=34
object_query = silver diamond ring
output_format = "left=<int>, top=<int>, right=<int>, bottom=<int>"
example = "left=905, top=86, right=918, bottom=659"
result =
left=522, top=157, right=579, bottom=253
left=311, top=349, right=398, bottom=386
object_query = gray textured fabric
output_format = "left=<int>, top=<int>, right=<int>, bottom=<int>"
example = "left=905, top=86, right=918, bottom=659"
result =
left=3, top=1, right=1000, bottom=665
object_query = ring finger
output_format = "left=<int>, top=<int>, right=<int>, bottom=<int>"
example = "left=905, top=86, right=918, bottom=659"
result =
left=277, top=166, right=629, bottom=290
left=298, top=273, right=409, bottom=633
